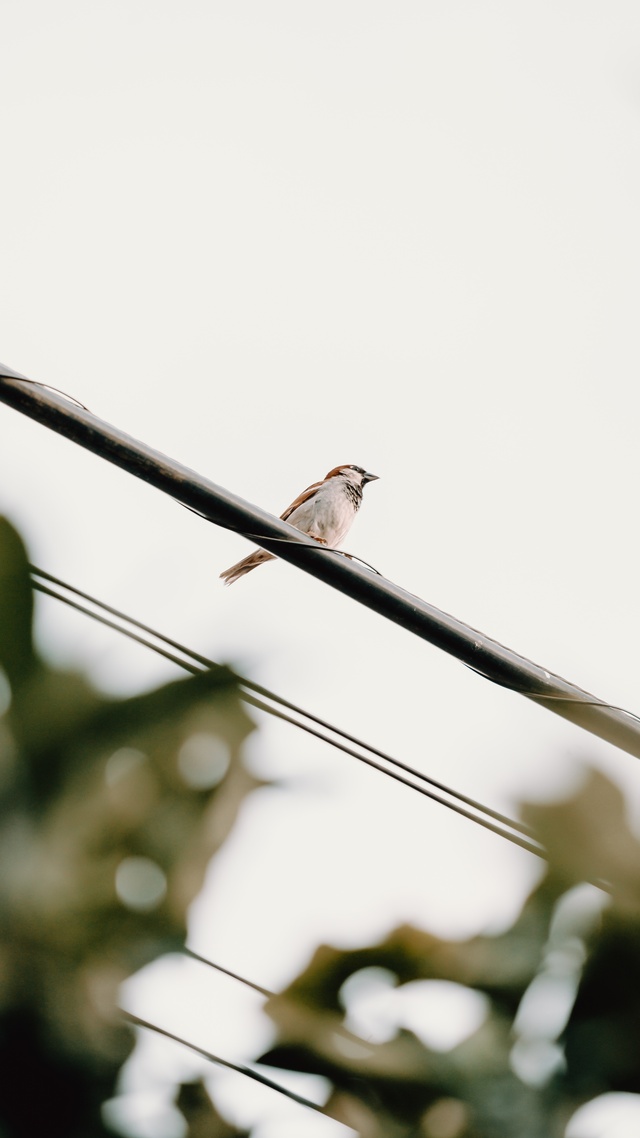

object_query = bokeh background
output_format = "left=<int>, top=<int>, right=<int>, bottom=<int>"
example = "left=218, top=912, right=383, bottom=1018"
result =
left=2, top=3, right=640, bottom=1134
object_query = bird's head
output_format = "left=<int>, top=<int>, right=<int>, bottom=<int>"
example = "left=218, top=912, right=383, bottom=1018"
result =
left=325, top=464, right=379, bottom=489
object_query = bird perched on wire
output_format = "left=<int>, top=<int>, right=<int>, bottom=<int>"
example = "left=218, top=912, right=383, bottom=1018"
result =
left=220, top=464, right=379, bottom=585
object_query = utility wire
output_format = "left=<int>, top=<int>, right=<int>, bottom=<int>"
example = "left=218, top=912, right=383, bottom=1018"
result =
left=182, top=947, right=398, bottom=1047
left=3, top=367, right=640, bottom=762
left=30, top=564, right=534, bottom=837
left=31, top=570, right=639, bottom=738
left=123, top=1012, right=330, bottom=1118
left=30, top=565, right=545, bottom=859
left=182, top=947, right=273, bottom=998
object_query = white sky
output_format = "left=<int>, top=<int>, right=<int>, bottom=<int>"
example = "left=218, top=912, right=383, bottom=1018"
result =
left=2, top=2, right=640, bottom=1135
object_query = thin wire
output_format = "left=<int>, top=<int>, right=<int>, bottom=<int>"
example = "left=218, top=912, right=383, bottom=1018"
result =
left=123, top=1012, right=328, bottom=1117
left=29, top=566, right=544, bottom=857
left=32, top=581, right=201, bottom=675
left=130, top=918, right=615, bottom=1114
left=33, top=575, right=613, bottom=890
left=469, top=663, right=640, bottom=723
left=182, top=947, right=273, bottom=997
left=33, top=576, right=542, bottom=856
left=240, top=684, right=534, bottom=836
left=247, top=698, right=545, bottom=855
left=29, top=565, right=535, bottom=837
left=239, top=534, right=383, bottom=576
left=183, top=946, right=451, bottom=1053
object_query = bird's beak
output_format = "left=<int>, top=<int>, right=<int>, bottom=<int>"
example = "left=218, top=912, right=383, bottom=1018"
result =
left=362, top=471, right=379, bottom=485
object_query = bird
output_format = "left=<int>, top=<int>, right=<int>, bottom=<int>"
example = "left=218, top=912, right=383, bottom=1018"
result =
left=220, top=464, right=379, bottom=585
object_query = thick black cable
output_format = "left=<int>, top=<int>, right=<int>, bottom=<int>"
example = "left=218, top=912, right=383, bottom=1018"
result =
left=30, top=569, right=545, bottom=858
left=3, top=368, right=640, bottom=761
left=123, top=1012, right=328, bottom=1117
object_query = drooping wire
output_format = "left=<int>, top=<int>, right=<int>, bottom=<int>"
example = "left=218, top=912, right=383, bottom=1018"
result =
left=29, top=564, right=545, bottom=858
left=180, top=502, right=383, bottom=575
left=0, top=374, right=91, bottom=411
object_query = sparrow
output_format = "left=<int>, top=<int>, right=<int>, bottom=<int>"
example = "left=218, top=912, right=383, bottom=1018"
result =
left=220, top=464, right=379, bottom=585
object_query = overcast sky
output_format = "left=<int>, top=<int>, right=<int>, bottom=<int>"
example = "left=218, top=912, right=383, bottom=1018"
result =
left=2, top=3, right=640, bottom=1135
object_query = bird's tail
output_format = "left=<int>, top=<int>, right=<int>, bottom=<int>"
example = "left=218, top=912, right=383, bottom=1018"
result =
left=219, top=548, right=276, bottom=585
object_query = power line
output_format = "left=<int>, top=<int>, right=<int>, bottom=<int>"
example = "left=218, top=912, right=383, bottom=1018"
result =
left=182, top=947, right=273, bottom=998
left=29, top=563, right=535, bottom=838
left=123, top=1012, right=330, bottom=1119
left=182, top=946, right=438, bottom=1077
left=29, top=565, right=545, bottom=859
left=2, top=365, right=640, bottom=762
left=130, top=948, right=426, bottom=1123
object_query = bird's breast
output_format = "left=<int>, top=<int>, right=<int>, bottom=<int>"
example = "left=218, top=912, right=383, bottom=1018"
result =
left=289, top=480, right=359, bottom=545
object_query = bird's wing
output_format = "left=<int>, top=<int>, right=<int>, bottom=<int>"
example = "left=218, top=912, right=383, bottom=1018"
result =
left=280, top=481, right=323, bottom=522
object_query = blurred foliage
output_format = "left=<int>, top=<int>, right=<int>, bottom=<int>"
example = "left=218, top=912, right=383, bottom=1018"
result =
left=4, top=513, right=640, bottom=1138
left=260, top=771, right=640, bottom=1137
left=0, top=517, right=257, bottom=1138
left=176, top=1081, right=251, bottom=1138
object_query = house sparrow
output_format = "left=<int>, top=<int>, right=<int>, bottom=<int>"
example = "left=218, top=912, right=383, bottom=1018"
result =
left=220, top=464, right=379, bottom=585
